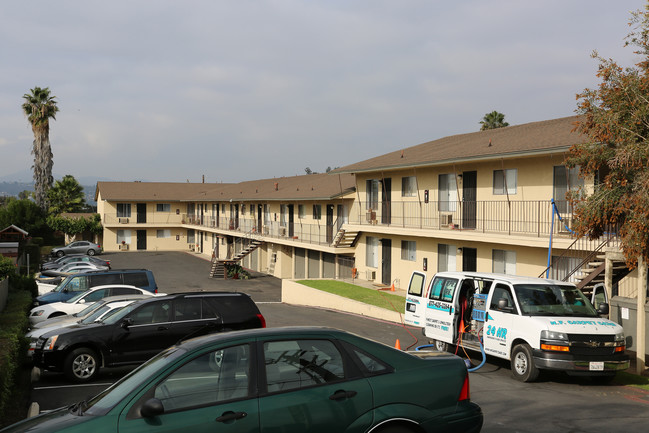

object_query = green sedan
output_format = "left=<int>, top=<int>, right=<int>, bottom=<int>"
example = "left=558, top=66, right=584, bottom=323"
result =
left=2, top=327, right=483, bottom=433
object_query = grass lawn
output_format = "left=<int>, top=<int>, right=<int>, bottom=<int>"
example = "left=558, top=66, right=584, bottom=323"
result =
left=296, top=280, right=405, bottom=313
left=614, top=371, right=649, bottom=390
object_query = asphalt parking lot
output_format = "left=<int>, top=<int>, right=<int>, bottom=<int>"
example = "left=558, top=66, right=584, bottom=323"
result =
left=25, top=251, right=649, bottom=432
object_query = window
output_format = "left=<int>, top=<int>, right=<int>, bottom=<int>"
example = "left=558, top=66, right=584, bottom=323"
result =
left=490, top=284, right=517, bottom=314
left=153, top=344, right=250, bottom=411
left=250, top=204, right=254, bottom=215
left=366, top=236, right=378, bottom=267
left=401, top=176, right=416, bottom=197
left=123, top=272, right=149, bottom=287
left=438, top=174, right=457, bottom=212
left=401, top=240, right=416, bottom=261
left=298, top=204, right=305, bottom=219
left=156, top=203, right=171, bottom=212
left=264, top=204, right=270, bottom=225
left=173, top=298, right=202, bottom=321
left=264, top=339, right=344, bottom=393
left=366, top=179, right=379, bottom=210
left=549, top=255, right=583, bottom=283
left=130, top=301, right=172, bottom=325
left=553, top=165, right=584, bottom=213
left=429, top=276, right=459, bottom=302
left=280, top=204, right=287, bottom=226
left=407, top=272, right=425, bottom=296
left=187, top=229, right=195, bottom=244
left=156, top=229, right=171, bottom=238
left=313, top=204, right=322, bottom=220
left=221, top=204, right=226, bottom=213
left=493, top=249, right=516, bottom=275
left=117, top=229, right=131, bottom=245
left=493, top=169, right=517, bottom=195
left=437, top=243, right=456, bottom=272
left=117, top=203, right=131, bottom=218
left=241, top=205, right=246, bottom=215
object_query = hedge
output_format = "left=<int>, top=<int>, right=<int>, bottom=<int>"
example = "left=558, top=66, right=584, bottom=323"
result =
left=0, top=288, right=32, bottom=424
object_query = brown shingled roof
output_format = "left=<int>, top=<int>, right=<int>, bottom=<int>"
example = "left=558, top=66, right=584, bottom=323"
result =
left=96, top=173, right=355, bottom=203
left=331, top=116, right=585, bottom=174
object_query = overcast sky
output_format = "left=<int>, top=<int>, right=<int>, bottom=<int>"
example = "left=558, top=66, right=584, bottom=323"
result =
left=0, top=1, right=643, bottom=184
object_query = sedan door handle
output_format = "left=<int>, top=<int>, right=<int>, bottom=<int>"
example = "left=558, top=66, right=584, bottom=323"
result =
left=156, top=326, right=168, bottom=331
left=215, top=411, right=247, bottom=423
left=329, top=390, right=357, bottom=400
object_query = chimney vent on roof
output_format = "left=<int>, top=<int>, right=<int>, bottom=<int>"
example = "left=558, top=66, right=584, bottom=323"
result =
left=274, top=182, right=278, bottom=191
left=401, top=150, right=404, bottom=158
left=488, top=139, right=492, bottom=147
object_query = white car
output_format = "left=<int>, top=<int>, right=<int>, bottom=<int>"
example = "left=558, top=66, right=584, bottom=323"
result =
left=26, top=298, right=143, bottom=357
left=28, top=285, right=154, bottom=325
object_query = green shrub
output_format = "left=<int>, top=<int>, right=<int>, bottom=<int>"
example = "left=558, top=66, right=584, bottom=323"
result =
left=0, top=256, right=14, bottom=280
left=29, top=237, right=44, bottom=246
left=9, top=274, right=37, bottom=298
left=0, top=289, right=32, bottom=425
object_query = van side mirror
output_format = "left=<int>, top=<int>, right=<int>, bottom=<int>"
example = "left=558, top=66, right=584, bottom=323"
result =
left=597, top=302, right=610, bottom=316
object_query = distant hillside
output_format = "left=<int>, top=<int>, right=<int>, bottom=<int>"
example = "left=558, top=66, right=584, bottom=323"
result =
left=0, top=181, right=97, bottom=206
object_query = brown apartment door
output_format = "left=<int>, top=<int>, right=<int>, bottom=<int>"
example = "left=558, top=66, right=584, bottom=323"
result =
left=462, top=171, right=477, bottom=229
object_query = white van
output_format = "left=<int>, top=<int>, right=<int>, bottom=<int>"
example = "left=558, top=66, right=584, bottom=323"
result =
left=405, top=271, right=629, bottom=382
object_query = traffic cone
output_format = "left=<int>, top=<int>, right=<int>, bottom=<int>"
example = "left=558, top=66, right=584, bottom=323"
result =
left=394, top=339, right=401, bottom=350
left=390, top=283, right=395, bottom=292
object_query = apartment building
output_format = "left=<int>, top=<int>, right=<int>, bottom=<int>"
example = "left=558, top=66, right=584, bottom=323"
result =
left=96, top=173, right=357, bottom=279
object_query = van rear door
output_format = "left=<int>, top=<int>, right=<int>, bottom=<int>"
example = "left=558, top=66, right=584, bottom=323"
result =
left=404, top=271, right=426, bottom=327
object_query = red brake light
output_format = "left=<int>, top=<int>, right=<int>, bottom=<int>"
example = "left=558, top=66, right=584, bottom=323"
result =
left=458, top=373, right=470, bottom=401
left=257, top=313, right=266, bottom=328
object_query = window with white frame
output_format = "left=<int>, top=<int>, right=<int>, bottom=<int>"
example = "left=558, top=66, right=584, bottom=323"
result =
left=401, top=240, right=416, bottom=261
left=117, top=229, right=131, bottom=244
left=187, top=229, right=195, bottom=244
left=156, top=229, right=171, bottom=238
left=298, top=204, right=305, bottom=219
left=366, top=179, right=379, bottom=210
left=366, top=236, right=378, bottom=267
left=493, top=249, right=516, bottom=275
left=313, top=204, right=322, bottom=220
left=437, top=243, right=456, bottom=272
left=401, top=176, right=417, bottom=197
left=438, top=174, right=457, bottom=212
left=264, top=205, right=271, bottom=225
left=280, top=204, right=287, bottom=226
left=156, top=203, right=171, bottom=212
left=117, top=203, right=131, bottom=218
left=553, top=165, right=584, bottom=213
left=493, top=169, right=517, bottom=195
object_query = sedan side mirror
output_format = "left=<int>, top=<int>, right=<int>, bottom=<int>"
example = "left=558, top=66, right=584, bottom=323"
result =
left=121, top=318, right=134, bottom=329
left=140, top=398, right=164, bottom=418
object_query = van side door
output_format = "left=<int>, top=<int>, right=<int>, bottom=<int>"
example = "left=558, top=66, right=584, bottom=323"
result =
left=484, top=283, right=518, bottom=359
left=424, top=276, right=460, bottom=345
left=404, top=271, right=427, bottom=327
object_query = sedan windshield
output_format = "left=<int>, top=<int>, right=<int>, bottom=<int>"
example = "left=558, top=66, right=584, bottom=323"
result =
left=514, top=284, right=598, bottom=317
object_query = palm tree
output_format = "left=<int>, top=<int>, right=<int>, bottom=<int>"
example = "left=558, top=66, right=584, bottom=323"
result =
left=22, top=86, right=59, bottom=211
left=479, top=111, right=509, bottom=131
left=47, top=175, right=86, bottom=215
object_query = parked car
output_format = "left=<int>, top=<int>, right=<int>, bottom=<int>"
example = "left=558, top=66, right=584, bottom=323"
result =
left=29, top=285, right=157, bottom=325
left=51, top=241, right=103, bottom=257
left=14, top=327, right=483, bottom=432
left=41, top=255, right=111, bottom=271
left=34, top=269, right=159, bottom=303
left=27, top=296, right=149, bottom=358
left=32, top=292, right=266, bottom=382
left=38, top=262, right=110, bottom=278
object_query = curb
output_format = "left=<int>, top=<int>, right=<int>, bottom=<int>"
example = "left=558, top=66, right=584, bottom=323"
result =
left=27, top=402, right=40, bottom=418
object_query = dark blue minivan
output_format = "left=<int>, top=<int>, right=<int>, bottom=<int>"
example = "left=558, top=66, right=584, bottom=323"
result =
left=34, top=269, right=158, bottom=306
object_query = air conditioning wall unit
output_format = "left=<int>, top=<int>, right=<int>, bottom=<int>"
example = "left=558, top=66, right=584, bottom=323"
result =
left=366, top=210, right=377, bottom=223
left=440, top=214, right=453, bottom=226
left=366, top=269, right=376, bottom=281
left=119, top=244, right=129, bottom=251
left=118, top=217, right=129, bottom=224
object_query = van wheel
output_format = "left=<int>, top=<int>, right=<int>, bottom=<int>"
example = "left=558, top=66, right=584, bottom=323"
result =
left=511, top=344, right=539, bottom=382
left=64, top=348, right=99, bottom=382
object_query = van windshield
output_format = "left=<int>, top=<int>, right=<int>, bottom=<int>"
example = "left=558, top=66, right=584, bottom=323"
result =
left=50, top=276, right=72, bottom=293
left=513, top=284, right=598, bottom=317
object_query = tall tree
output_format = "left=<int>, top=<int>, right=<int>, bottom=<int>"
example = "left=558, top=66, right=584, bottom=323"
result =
left=479, top=111, right=509, bottom=131
left=567, top=4, right=649, bottom=268
left=47, top=175, right=86, bottom=215
left=22, top=86, right=59, bottom=211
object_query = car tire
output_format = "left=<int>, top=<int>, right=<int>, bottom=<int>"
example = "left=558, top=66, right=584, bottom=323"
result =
left=56, top=251, right=64, bottom=258
left=511, top=343, right=539, bottom=382
left=87, top=249, right=96, bottom=256
left=64, top=348, right=100, bottom=382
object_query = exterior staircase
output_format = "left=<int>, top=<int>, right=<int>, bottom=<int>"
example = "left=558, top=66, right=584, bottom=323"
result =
left=574, top=253, right=630, bottom=296
left=209, top=234, right=264, bottom=278
left=332, top=228, right=360, bottom=247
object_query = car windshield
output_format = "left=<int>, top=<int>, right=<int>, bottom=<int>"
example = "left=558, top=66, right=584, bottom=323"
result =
left=514, top=284, right=598, bottom=317
left=73, top=301, right=104, bottom=317
left=51, top=277, right=73, bottom=293
left=79, top=304, right=128, bottom=324
left=84, top=346, right=186, bottom=416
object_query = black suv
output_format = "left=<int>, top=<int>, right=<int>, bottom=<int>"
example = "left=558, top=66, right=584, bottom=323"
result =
left=32, top=292, right=265, bottom=382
